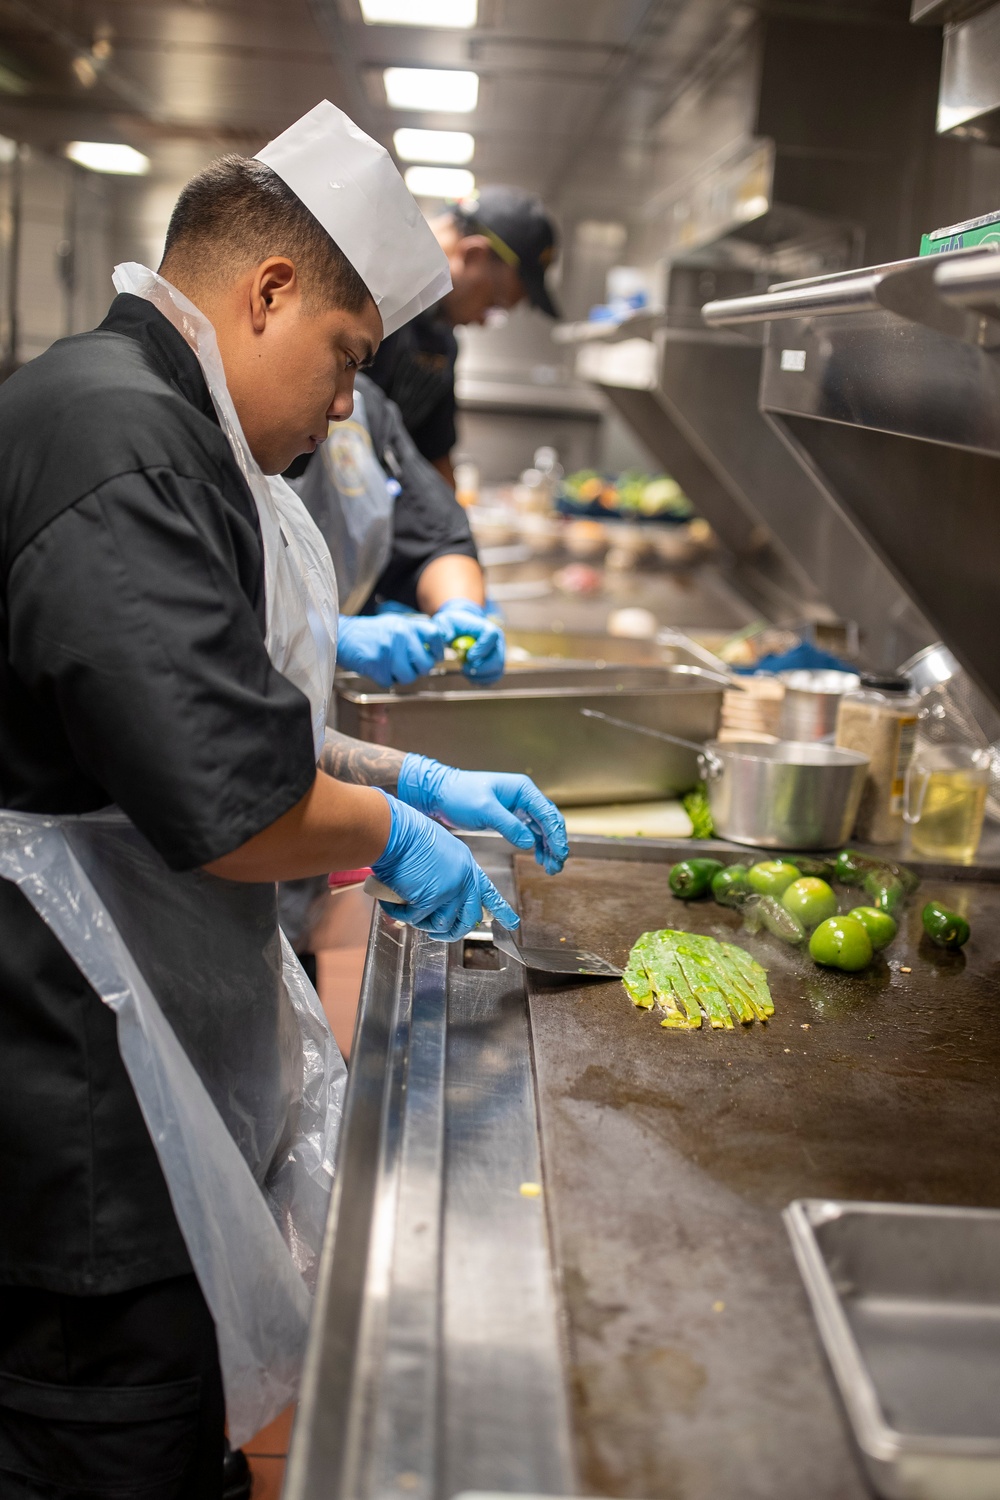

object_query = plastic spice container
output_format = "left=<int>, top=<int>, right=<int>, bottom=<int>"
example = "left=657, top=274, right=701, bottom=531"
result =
left=835, top=673, right=920, bottom=844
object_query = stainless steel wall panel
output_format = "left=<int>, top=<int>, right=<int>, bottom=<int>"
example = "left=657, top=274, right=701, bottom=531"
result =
left=755, top=300, right=1000, bottom=710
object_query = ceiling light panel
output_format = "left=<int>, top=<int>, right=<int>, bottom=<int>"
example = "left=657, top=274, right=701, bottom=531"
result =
left=361, top=0, right=476, bottom=27
left=404, top=165, right=475, bottom=198
left=384, top=67, right=478, bottom=112
left=65, top=141, right=150, bottom=175
left=393, top=128, right=474, bottom=164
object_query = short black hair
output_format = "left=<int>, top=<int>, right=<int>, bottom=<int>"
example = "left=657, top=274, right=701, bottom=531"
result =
left=160, top=154, right=373, bottom=314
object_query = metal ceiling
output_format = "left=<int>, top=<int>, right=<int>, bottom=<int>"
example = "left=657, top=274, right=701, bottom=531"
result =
left=0, top=0, right=748, bottom=218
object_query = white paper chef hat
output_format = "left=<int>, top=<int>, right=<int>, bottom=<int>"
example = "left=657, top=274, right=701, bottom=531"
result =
left=256, top=100, right=451, bottom=338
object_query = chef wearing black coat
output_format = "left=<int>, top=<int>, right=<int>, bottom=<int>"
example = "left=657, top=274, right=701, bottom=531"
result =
left=0, top=100, right=566, bottom=1499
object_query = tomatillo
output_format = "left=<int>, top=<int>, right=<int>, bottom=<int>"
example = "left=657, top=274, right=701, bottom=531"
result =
left=848, top=905, right=897, bottom=951
left=450, top=634, right=477, bottom=664
left=809, top=915, right=874, bottom=972
left=781, top=877, right=838, bottom=930
left=747, top=860, right=801, bottom=898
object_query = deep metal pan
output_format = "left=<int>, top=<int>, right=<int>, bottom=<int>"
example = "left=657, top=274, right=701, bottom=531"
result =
left=582, top=709, right=868, bottom=848
left=336, top=663, right=728, bottom=807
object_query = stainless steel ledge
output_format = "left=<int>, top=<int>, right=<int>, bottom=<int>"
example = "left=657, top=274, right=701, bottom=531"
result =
left=284, top=846, right=575, bottom=1500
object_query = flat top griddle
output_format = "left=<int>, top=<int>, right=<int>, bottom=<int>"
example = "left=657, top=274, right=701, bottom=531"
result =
left=517, top=851, right=1000, bottom=1500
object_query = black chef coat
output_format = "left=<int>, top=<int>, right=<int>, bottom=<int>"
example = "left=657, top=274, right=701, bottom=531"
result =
left=0, top=293, right=317, bottom=1295
left=366, top=304, right=459, bottom=464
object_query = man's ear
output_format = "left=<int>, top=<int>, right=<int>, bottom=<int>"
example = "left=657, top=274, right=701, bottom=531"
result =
left=456, top=235, right=494, bottom=272
left=249, top=257, right=298, bottom=333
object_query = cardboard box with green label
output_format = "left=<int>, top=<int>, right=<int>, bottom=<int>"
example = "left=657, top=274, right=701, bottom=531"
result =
left=920, top=208, right=1000, bottom=255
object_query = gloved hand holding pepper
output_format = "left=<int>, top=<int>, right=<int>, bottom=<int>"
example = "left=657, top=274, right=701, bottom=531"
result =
left=396, top=754, right=568, bottom=875
left=337, top=613, right=447, bottom=687
left=431, top=598, right=506, bottom=684
left=371, top=792, right=519, bottom=940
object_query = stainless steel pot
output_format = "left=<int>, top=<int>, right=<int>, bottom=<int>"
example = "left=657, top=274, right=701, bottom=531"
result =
left=582, top=710, right=869, bottom=849
left=702, top=739, right=869, bottom=849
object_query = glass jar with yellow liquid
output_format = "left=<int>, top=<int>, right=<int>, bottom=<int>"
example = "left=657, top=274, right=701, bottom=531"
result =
left=903, top=742, right=992, bottom=863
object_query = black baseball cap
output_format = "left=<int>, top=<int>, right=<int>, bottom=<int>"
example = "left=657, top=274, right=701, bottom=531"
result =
left=455, top=185, right=560, bottom=318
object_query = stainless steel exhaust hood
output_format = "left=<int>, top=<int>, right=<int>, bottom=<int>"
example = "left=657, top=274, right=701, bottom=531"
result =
left=558, top=6, right=944, bottom=656
left=563, top=313, right=934, bottom=658
left=913, top=0, right=1000, bottom=144
left=703, top=246, right=1000, bottom=712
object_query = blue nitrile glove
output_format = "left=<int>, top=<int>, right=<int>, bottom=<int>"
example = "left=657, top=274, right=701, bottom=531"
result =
left=371, top=791, right=519, bottom=941
left=396, top=754, right=569, bottom=876
left=337, top=613, right=447, bottom=688
left=432, top=598, right=506, bottom=684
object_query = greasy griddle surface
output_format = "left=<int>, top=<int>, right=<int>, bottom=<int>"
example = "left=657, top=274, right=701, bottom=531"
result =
left=518, top=853, right=1000, bottom=1500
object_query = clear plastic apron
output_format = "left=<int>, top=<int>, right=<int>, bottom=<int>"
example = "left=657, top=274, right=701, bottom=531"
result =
left=0, top=265, right=343, bottom=1445
left=289, top=385, right=396, bottom=616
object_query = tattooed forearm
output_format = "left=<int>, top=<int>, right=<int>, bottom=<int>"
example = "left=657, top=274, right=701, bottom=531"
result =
left=320, top=730, right=405, bottom=792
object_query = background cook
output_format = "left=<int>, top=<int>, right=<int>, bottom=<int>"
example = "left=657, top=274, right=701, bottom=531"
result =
left=287, top=370, right=505, bottom=687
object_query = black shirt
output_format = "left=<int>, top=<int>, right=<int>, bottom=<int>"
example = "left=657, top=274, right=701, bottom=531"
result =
left=282, top=373, right=477, bottom=613
left=357, top=374, right=476, bottom=610
left=366, top=305, right=459, bottom=464
left=0, top=294, right=316, bottom=1294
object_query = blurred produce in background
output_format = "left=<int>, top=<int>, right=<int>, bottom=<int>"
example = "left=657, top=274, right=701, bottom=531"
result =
left=558, top=469, right=693, bottom=522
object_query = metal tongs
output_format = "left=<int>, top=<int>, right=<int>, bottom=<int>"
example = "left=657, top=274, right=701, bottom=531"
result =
left=364, top=877, right=622, bottom=978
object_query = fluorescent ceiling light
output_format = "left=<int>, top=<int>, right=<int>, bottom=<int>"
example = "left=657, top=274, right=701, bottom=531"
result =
left=393, top=128, right=474, bottom=164
left=383, top=67, right=478, bottom=113
left=66, top=141, right=150, bottom=175
left=404, top=165, right=475, bottom=199
left=361, top=0, right=476, bottom=25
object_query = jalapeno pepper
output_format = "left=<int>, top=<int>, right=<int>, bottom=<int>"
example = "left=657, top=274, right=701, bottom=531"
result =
left=922, top=901, right=970, bottom=949
left=835, top=849, right=919, bottom=895
left=792, top=856, right=836, bottom=882
left=711, top=863, right=750, bottom=907
left=861, top=872, right=905, bottom=914
left=669, top=858, right=724, bottom=899
left=742, top=894, right=807, bottom=946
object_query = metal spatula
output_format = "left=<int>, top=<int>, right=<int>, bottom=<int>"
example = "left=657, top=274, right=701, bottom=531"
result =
left=491, top=922, right=623, bottom=977
left=364, top=877, right=622, bottom=978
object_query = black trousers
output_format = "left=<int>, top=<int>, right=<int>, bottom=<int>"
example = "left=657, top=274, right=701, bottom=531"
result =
left=0, top=1274, right=224, bottom=1500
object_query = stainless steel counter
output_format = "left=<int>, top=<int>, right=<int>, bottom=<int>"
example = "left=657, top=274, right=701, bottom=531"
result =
left=287, top=833, right=1000, bottom=1500
left=283, top=840, right=575, bottom=1500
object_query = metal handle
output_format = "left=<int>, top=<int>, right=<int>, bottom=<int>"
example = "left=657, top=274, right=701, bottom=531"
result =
left=934, top=248, right=1000, bottom=316
left=656, top=627, right=742, bottom=686
left=704, top=249, right=996, bottom=338
left=701, top=272, right=888, bottom=328
left=580, top=707, right=723, bottom=778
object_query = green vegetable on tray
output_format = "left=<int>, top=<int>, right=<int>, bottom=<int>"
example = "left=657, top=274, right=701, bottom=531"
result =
left=848, top=905, right=897, bottom=951
left=835, top=849, right=920, bottom=895
left=781, top=877, right=838, bottom=931
left=711, top=863, right=750, bottom=907
left=922, top=901, right=970, bottom=949
left=809, top=916, right=874, bottom=972
left=746, top=860, right=802, bottom=898
left=623, top=928, right=774, bottom=1030
left=862, top=872, right=905, bottom=915
left=741, top=893, right=806, bottom=946
left=682, top=786, right=715, bottom=839
left=669, top=858, right=724, bottom=899
left=790, top=856, right=837, bottom=881
left=449, top=633, right=477, bottom=664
